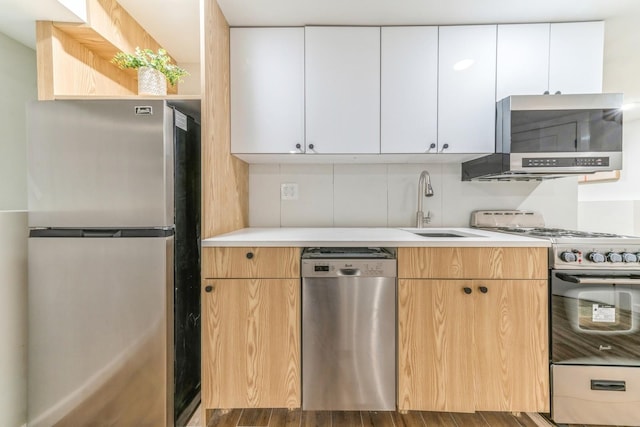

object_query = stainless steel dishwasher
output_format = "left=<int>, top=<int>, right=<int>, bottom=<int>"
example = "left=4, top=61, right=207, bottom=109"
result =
left=301, top=247, right=396, bottom=410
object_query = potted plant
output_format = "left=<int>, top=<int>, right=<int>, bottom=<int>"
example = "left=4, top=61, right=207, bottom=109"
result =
left=112, top=47, right=188, bottom=96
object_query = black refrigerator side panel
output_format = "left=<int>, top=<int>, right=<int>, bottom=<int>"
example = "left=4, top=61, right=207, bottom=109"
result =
left=173, top=110, right=201, bottom=425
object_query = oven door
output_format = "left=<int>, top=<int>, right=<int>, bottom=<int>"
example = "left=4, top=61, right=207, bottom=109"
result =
left=551, top=269, right=640, bottom=366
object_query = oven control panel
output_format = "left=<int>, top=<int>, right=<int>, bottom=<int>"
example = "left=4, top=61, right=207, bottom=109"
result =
left=553, top=245, right=640, bottom=269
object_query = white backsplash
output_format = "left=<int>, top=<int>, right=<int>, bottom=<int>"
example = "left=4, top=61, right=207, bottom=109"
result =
left=249, top=163, right=579, bottom=229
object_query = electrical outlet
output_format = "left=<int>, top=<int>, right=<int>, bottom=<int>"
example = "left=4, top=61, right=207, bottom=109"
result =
left=281, top=183, right=299, bottom=200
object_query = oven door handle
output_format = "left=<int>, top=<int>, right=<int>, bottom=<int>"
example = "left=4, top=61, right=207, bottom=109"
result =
left=555, top=272, right=640, bottom=285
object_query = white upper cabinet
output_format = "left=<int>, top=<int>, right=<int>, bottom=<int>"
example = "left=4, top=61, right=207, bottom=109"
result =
left=230, top=27, right=304, bottom=154
left=438, top=25, right=497, bottom=154
left=381, top=27, right=438, bottom=154
left=549, top=22, right=604, bottom=94
left=496, top=24, right=550, bottom=100
left=305, top=26, right=381, bottom=154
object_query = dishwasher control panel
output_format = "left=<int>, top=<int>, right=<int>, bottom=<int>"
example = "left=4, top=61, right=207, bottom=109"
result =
left=301, top=247, right=397, bottom=278
left=302, top=259, right=397, bottom=278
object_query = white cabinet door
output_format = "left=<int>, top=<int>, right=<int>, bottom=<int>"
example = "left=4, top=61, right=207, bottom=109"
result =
left=496, top=24, right=550, bottom=100
left=381, top=26, right=438, bottom=154
left=305, top=27, right=380, bottom=154
left=549, top=22, right=604, bottom=94
left=230, top=28, right=304, bottom=154
left=438, top=25, right=496, bottom=154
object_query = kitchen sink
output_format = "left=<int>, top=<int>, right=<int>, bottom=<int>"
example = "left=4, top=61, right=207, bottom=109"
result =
left=402, top=229, right=486, bottom=238
left=413, top=232, right=466, bottom=238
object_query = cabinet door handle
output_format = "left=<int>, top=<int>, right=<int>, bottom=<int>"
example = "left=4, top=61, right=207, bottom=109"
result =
left=479, top=286, right=488, bottom=294
left=463, top=287, right=472, bottom=294
left=442, top=143, right=449, bottom=151
left=308, top=143, right=315, bottom=150
left=246, top=252, right=254, bottom=259
left=295, top=143, right=302, bottom=152
left=205, top=285, right=214, bottom=293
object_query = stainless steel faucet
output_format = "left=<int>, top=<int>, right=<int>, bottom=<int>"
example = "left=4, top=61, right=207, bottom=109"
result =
left=416, top=170, right=434, bottom=228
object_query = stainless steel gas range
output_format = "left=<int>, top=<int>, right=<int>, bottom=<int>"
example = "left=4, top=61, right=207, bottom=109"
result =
left=472, top=210, right=640, bottom=427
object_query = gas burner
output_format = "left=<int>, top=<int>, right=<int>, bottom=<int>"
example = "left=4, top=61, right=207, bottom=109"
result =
left=523, top=228, right=622, bottom=239
left=471, top=210, right=640, bottom=270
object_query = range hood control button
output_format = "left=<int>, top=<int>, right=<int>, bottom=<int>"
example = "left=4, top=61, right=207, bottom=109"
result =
left=621, top=252, right=638, bottom=263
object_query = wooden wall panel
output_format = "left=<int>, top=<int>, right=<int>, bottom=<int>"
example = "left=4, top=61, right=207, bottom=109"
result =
left=36, top=22, right=55, bottom=100
left=201, top=0, right=249, bottom=238
left=398, top=247, right=548, bottom=279
left=86, top=0, right=166, bottom=57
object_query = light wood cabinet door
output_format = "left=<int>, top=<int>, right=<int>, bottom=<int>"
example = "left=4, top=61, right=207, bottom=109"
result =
left=202, top=247, right=300, bottom=279
left=398, top=279, right=475, bottom=412
left=380, top=26, right=438, bottom=154
left=230, top=27, right=304, bottom=154
left=549, top=22, right=604, bottom=94
left=438, top=25, right=496, bottom=154
left=473, top=279, right=549, bottom=412
left=201, top=279, right=301, bottom=408
left=398, top=279, right=549, bottom=413
left=305, top=26, right=380, bottom=154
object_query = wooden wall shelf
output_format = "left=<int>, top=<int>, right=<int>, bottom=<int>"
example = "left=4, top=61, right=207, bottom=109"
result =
left=37, top=0, right=179, bottom=100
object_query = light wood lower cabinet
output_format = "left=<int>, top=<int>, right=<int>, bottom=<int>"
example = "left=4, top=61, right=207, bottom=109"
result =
left=201, top=247, right=301, bottom=410
left=202, top=278, right=300, bottom=409
left=398, top=278, right=549, bottom=413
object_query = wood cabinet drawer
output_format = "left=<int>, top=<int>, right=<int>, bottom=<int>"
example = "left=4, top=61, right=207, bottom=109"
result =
left=398, top=247, right=547, bottom=279
left=202, top=247, right=300, bottom=278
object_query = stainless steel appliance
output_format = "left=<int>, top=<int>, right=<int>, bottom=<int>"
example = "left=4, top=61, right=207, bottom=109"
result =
left=27, top=99, right=201, bottom=427
left=301, top=247, right=396, bottom=410
left=472, top=210, right=640, bottom=426
left=462, top=93, right=623, bottom=181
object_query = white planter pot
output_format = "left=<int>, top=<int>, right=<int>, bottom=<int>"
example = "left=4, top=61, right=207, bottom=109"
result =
left=138, top=67, right=167, bottom=96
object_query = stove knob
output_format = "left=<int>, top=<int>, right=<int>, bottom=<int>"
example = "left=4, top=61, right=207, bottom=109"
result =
left=588, top=252, right=606, bottom=263
left=559, top=251, right=577, bottom=262
left=622, top=252, right=638, bottom=263
left=607, top=252, right=623, bottom=263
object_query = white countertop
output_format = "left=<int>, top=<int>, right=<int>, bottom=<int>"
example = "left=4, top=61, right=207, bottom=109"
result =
left=201, top=227, right=550, bottom=247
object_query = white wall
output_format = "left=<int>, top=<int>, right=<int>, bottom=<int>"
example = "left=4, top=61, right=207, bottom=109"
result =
left=0, top=31, right=35, bottom=427
left=0, top=32, right=36, bottom=211
left=250, top=163, right=578, bottom=228
left=0, top=212, right=27, bottom=427
left=577, top=6, right=640, bottom=234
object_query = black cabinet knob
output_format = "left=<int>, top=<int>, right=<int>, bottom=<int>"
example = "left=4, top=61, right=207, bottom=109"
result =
left=308, top=143, right=315, bottom=150
left=442, top=143, right=449, bottom=150
left=246, top=252, right=254, bottom=259
left=463, top=287, right=472, bottom=294
left=479, top=286, right=488, bottom=294
left=429, top=143, right=436, bottom=149
left=295, top=143, right=301, bottom=149
left=205, top=285, right=213, bottom=293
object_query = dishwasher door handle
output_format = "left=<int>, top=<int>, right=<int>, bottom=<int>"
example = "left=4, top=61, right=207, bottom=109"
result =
left=338, top=268, right=361, bottom=276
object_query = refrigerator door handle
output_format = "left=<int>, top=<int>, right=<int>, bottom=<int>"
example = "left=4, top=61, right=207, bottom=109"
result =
left=81, top=229, right=122, bottom=238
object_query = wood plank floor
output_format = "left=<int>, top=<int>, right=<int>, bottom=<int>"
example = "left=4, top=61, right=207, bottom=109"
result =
left=191, top=409, right=554, bottom=427
left=188, top=407, right=633, bottom=427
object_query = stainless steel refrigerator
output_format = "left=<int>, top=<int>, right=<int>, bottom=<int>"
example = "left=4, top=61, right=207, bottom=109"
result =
left=27, top=99, right=201, bottom=427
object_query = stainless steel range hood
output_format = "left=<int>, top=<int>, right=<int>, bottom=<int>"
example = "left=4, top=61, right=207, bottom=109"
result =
left=462, top=93, right=624, bottom=181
